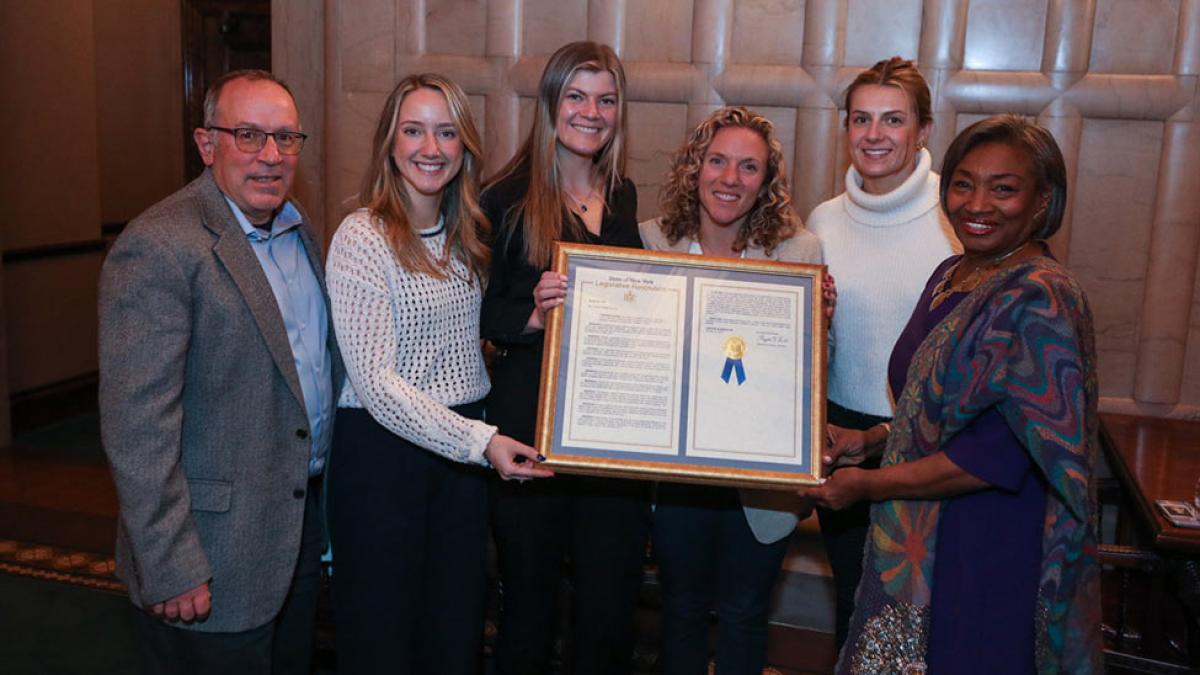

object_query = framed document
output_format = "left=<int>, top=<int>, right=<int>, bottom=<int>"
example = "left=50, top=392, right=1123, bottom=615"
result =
left=534, top=242, right=827, bottom=489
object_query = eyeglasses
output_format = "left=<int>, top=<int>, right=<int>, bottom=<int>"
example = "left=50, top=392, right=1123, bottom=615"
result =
left=208, top=126, right=308, bottom=155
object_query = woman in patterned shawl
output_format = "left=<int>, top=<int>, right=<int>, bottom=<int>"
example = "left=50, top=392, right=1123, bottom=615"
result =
left=803, top=115, right=1102, bottom=674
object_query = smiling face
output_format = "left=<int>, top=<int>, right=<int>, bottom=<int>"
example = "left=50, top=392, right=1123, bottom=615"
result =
left=391, top=87, right=464, bottom=210
left=944, top=141, right=1047, bottom=260
left=846, top=84, right=929, bottom=195
left=555, top=69, right=618, bottom=160
left=697, top=126, right=769, bottom=233
left=194, top=77, right=300, bottom=225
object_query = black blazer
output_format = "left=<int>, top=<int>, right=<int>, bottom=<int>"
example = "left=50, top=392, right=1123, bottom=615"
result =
left=480, top=172, right=641, bottom=444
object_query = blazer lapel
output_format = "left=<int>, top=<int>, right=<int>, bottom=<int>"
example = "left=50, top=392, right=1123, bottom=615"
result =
left=744, top=246, right=773, bottom=261
left=196, top=172, right=308, bottom=411
left=664, top=237, right=693, bottom=254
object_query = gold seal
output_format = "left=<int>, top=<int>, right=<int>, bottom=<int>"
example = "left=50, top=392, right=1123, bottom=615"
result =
left=722, top=335, right=746, bottom=360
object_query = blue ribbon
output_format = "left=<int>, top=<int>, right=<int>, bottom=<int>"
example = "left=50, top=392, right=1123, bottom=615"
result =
left=720, top=357, right=746, bottom=385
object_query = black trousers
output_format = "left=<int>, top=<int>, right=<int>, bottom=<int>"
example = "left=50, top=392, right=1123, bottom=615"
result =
left=653, top=483, right=791, bottom=675
left=491, top=474, right=651, bottom=675
left=132, top=475, right=324, bottom=675
left=818, top=400, right=888, bottom=651
left=328, top=405, right=490, bottom=675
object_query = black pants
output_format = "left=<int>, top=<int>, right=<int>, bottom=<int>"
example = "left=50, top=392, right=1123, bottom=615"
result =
left=132, top=475, right=324, bottom=675
left=491, top=474, right=651, bottom=675
left=818, top=400, right=888, bottom=651
left=328, top=405, right=490, bottom=675
left=653, top=483, right=791, bottom=675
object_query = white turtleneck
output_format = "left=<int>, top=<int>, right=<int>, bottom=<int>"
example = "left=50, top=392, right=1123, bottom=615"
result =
left=806, top=148, right=961, bottom=416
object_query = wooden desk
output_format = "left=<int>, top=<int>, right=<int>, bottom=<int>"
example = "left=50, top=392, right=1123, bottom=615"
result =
left=1100, top=414, right=1200, bottom=671
left=1101, top=413, right=1200, bottom=554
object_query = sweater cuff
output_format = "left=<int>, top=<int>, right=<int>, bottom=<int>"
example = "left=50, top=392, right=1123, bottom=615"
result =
left=466, top=420, right=499, bottom=467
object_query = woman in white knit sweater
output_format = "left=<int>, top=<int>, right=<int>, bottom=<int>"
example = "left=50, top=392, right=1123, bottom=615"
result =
left=804, top=57, right=960, bottom=650
left=325, top=73, right=550, bottom=674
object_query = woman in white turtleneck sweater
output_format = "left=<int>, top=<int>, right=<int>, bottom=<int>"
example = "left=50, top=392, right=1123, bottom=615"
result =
left=804, top=57, right=960, bottom=651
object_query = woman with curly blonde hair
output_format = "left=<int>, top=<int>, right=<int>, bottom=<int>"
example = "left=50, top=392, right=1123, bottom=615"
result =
left=639, top=106, right=827, bottom=675
left=650, top=106, right=805, bottom=257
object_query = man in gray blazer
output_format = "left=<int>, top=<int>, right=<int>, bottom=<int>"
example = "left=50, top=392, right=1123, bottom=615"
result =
left=99, top=69, right=342, bottom=674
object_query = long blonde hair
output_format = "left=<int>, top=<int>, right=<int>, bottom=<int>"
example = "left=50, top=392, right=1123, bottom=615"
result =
left=658, top=107, right=798, bottom=255
left=359, top=73, right=489, bottom=282
left=485, top=41, right=628, bottom=268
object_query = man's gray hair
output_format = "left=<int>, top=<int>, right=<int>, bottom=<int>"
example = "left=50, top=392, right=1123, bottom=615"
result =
left=202, top=69, right=297, bottom=128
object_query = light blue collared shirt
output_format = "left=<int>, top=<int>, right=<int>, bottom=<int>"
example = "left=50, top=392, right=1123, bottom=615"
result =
left=226, top=197, right=334, bottom=475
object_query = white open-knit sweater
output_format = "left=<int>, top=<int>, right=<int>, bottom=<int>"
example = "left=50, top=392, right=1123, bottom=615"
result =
left=327, top=208, right=497, bottom=465
left=806, top=148, right=961, bottom=416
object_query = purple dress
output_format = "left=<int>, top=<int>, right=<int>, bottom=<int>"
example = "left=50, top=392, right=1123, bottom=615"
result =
left=885, top=257, right=1047, bottom=674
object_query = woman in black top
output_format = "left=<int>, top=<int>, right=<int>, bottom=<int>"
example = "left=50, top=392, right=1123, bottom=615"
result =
left=481, top=41, right=651, bottom=675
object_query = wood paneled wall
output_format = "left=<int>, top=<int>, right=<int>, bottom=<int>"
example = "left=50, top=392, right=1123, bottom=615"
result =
left=276, top=0, right=1200, bottom=419
left=0, top=1, right=183, bottom=439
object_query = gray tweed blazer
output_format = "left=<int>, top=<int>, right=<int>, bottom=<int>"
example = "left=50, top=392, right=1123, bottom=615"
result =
left=99, top=170, right=343, bottom=632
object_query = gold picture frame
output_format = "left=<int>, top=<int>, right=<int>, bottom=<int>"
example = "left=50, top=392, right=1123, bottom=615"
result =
left=535, top=242, right=827, bottom=489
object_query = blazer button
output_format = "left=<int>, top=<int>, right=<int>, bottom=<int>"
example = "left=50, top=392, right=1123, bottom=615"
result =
left=293, top=488, right=306, bottom=499
left=296, top=428, right=309, bottom=439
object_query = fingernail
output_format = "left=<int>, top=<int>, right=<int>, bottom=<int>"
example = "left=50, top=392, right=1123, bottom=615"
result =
left=537, top=454, right=546, bottom=462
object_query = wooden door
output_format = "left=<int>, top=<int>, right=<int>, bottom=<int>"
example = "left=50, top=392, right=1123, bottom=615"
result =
left=181, top=0, right=271, bottom=181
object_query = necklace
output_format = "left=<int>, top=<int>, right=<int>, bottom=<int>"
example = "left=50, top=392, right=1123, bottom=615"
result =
left=929, top=242, right=1034, bottom=310
left=565, top=188, right=598, bottom=214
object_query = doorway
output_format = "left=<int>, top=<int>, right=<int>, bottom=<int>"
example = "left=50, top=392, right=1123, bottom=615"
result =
left=181, top=0, right=271, bottom=181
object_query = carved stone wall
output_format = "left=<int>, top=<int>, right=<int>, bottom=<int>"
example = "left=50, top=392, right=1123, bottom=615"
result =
left=277, top=0, right=1200, bottom=419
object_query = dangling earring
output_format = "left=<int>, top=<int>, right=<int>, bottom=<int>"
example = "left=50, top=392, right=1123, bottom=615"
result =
left=1032, top=196, right=1049, bottom=223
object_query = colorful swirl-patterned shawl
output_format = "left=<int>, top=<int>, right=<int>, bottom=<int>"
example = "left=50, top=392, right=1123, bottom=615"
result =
left=838, top=255, right=1102, bottom=674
